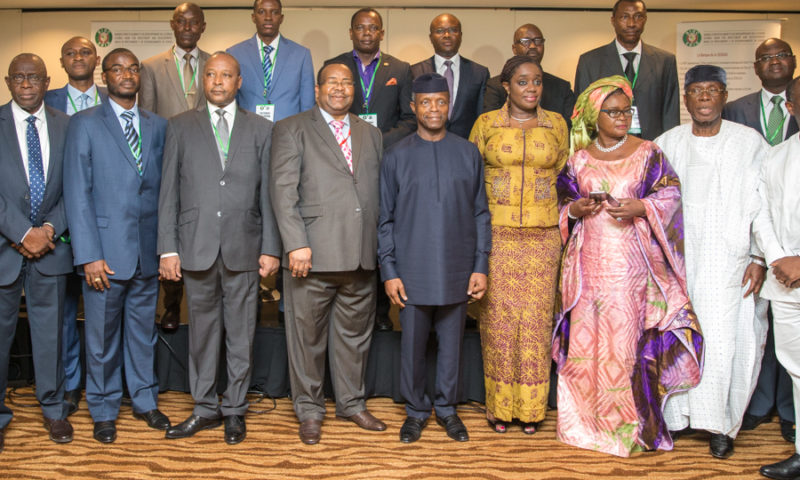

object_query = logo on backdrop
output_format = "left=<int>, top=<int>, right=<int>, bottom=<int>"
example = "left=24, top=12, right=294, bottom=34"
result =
left=683, top=29, right=702, bottom=47
left=95, top=28, right=113, bottom=47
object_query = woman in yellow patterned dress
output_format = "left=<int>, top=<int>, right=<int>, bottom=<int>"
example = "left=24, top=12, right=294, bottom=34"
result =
left=469, top=55, right=568, bottom=434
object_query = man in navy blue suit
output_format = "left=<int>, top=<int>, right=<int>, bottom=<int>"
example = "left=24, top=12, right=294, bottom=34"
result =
left=63, top=48, right=170, bottom=444
left=410, top=13, right=489, bottom=139
left=0, top=53, right=74, bottom=453
left=227, top=0, right=315, bottom=121
left=723, top=38, right=798, bottom=445
left=44, top=35, right=109, bottom=418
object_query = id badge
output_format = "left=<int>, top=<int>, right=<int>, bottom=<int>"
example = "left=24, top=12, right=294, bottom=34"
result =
left=628, top=105, right=642, bottom=135
left=359, top=113, right=378, bottom=128
left=256, top=104, right=275, bottom=122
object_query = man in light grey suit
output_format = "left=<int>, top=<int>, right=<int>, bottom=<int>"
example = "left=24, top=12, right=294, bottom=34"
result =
left=270, top=62, right=385, bottom=445
left=574, top=0, right=679, bottom=140
left=140, top=2, right=211, bottom=331
left=160, top=52, right=281, bottom=445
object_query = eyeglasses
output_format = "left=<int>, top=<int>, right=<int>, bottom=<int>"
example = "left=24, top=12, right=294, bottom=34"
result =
left=105, top=65, right=140, bottom=75
left=352, top=24, right=381, bottom=33
left=600, top=108, right=633, bottom=118
left=516, top=37, right=545, bottom=48
left=432, top=27, right=460, bottom=35
left=685, top=86, right=726, bottom=97
left=756, top=52, right=795, bottom=64
left=322, top=79, right=355, bottom=88
left=8, top=74, right=46, bottom=85
left=173, top=18, right=203, bottom=29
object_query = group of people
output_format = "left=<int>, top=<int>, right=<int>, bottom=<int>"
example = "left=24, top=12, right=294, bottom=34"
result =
left=1, top=0, right=799, bottom=478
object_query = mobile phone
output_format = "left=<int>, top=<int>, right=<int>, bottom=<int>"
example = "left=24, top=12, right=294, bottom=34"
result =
left=589, top=191, right=607, bottom=202
left=605, top=193, right=621, bottom=207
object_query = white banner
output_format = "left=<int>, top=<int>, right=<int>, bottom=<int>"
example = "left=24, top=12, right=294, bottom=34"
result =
left=676, top=20, right=781, bottom=124
left=90, top=21, right=174, bottom=86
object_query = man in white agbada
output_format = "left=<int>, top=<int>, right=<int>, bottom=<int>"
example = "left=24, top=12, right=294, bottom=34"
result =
left=655, top=65, right=769, bottom=460
left=758, top=76, right=800, bottom=480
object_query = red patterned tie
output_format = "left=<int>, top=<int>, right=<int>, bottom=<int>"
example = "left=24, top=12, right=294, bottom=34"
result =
left=330, top=120, right=353, bottom=173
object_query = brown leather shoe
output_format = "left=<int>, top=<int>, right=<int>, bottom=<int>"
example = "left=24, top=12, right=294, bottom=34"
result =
left=298, top=419, right=322, bottom=445
left=337, top=409, right=386, bottom=431
left=43, top=418, right=73, bottom=443
left=160, top=309, right=180, bottom=331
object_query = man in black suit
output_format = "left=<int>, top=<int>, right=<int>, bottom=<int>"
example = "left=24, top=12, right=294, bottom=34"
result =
left=722, top=38, right=797, bottom=444
left=410, top=13, right=489, bottom=139
left=482, top=23, right=575, bottom=127
left=573, top=0, right=679, bottom=140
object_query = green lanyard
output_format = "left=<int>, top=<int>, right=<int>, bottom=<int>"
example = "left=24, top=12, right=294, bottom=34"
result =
left=208, top=108, right=233, bottom=157
left=359, top=53, right=382, bottom=111
left=173, top=50, right=199, bottom=98
left=66, top=89, right=99, bottom=113
left=258, top=37, right=280, bottom=99
left=759, top=96, right=787, bottom=145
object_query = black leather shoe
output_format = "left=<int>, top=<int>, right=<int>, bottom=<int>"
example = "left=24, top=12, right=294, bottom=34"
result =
left=0, top=428, right=4, bottom=453
left=224, top=415, right=246, bottom=445
left=709, top=433, right=734, bottom=459
left=669, top=427, right=696, bottom=441
left=161, top=309, right=180, bottom=331
left=436, top=414, right=469, bottom=442
left=375, top=316, right=393, bottom=332
left=742, top=413, right=772, bottom=431
left=781, top=420, right=796, bottom=443
left=399, top=416, right=427, bottom=443
left=134, top=409, right=171, bottom=430
left=93, top=421, right=117, bottom=444
left=165, top=414, right=222, bottom=439
left=64, top=389, right=81, bottom=417
left=761, top=453, right=800, bottom=480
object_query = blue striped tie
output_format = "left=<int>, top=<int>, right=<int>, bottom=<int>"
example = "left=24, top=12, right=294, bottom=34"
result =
left=262, top=45, right=274, bottom=95
left=120, top=110, right=142, bottom=173
left=26, top=116, right=45, bottom=222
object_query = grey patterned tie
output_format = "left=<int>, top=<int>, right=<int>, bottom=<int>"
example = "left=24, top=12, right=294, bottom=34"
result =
left=216, top=109, right=229, bottom=168
left=443, top=60, right=454, bottom=118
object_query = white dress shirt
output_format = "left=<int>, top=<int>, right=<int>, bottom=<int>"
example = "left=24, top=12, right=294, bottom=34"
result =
left=319, top=106, right=351, bottom=152
left=760, top=88, right=791, bottom=141
left=108, top=98, right=139, bottom=137
left=615, top=39, right=642, bottom=79
left=11, top=101, right=50, bottom=183
left=66, top=83, right=101, bottom=115
left=434, top=53, right=461, bottom=104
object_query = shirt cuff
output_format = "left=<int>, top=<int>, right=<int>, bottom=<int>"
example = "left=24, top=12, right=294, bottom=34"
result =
left=161, top=252, right=179, bottom=258
left=19, top=227, right=33, bottom=244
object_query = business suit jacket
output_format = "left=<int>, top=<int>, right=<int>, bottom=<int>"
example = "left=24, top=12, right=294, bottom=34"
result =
left=325, top=52, right=416, bottom=149
left=410, top=56, right=489, bottom=139
left=574, top=41, right=680, bottom=140
left=483, top=71, right=576, bottom=129
left=63, top=101, right=167, bottom=280
left=723, top=91, right=799, bottom=141
left=158, top=103, right=281, bottom=271
left=270, top=107, right=382, bottom=271
left=139, top=48, right=211, bottom=119
left=0, top=103, right=73, bottom=286
left=44, top=85, right=109, bottom=114
left=227, top=35, right=315, bottom=121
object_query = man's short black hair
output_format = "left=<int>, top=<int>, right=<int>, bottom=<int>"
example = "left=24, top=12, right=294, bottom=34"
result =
left=317, top=61, right=350, bottom=86
left=612, top=0, right=647, bottom=16
left=253, top=0, right=282, bottom=11
left=102, top=48, right=138, bottom=71
left=350, top=7, right=382, bottom=29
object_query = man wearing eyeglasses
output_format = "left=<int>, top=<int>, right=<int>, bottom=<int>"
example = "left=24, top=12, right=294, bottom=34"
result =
left=63, top=48, right=170, bottom=444
left=410, top=14, right=489, bottom=139
left=656, top=65, right=770, bottom=460
left=575, top=0, right=679, bottom=140
left=0, top=53, right=74, bottom=452
left=482, top=23, right=575, bottom=128
left=723, top=38, right=798, bottom=448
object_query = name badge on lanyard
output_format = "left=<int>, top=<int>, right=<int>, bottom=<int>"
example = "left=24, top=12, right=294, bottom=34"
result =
left=628, top=105, right=642, bottom=135
left=358, top=113, right=378, bottom=128
left=256, top=104, right=275, bottom=122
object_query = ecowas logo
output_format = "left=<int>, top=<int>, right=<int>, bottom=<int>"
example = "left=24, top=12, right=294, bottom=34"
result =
left=95, top=28, right=113, bottom=47
left=683, top=29, right=702, bottom=47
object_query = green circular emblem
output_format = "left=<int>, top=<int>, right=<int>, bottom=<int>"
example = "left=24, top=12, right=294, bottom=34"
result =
left=95, top=28, right=113, bottom=48
left=683, top=29, right=702, bottom=47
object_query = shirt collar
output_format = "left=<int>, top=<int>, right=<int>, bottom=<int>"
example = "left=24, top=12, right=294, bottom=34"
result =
left=66, top=83, right=98, bottom=100
left=761, top=88, right=787, bottom=105
left=174, top=45, right=199, bottom=60
left=109, top=97, right=138, bottom=118
left=352, top=49, right=381, bottom=68
left=434, top=53, right=460, bottom=70
left=207, top=100, right=238, bottom=119
left=615, top=39, right=642, bottom=55
left=256, top=33, right=281, bottom=50
left=319, top=106, right=349, bottom=127
left=11, top=100, right=46, bottom=124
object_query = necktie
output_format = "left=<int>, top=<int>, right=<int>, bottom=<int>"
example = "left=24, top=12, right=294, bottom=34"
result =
left=78, top=93, right=89, bottom=112
left=443, top=60, right=455, bottom=118
left=766, top=96, right=785, bottom=146
left=120, top=110, right=142, bottom=173
left=262, top=45, right=274, bottom=96
left=183, top=52, right=196, bottom=108
left=330, top=120, right=353, bottom=173
left=623, top=52, right=637, bottom=83
left=26, top=116, right=45, bottom=222
left=215, top=109, right=230, bottom=168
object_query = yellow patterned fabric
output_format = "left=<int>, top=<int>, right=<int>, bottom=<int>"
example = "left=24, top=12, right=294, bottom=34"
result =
left=479, top=225, right=561, bottom=423
left=469, top=105, right=569, bottom=228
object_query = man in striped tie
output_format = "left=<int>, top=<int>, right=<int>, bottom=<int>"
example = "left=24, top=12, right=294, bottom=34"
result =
left=63, top=48, right=170, bottom=444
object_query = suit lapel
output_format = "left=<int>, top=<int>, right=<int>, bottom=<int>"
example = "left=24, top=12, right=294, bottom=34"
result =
left=349, top=114, right=363, bottom=175
left=453, top=58, right=472, bottom=119
left=44, top=108, right=63, bottom=186
left=637, top=45, right=656, bottom=93
left=605, top=41, right=625, bottom=77
left=268, top=36, right=288, bottom=98
left=745, top=94, right=765, bottom=136
left=101, top=102, right=141, bottom=176
left=0, top=104, right=29, bottom=185
left=369, top=54, right=392, bottom=111
left=138, top=110, right=155, bottom=176
left=164, top=51, right=189, bottom=111
left=310, top=108, right=351, bottom=174
left=225, top=108, right=248, bottom=171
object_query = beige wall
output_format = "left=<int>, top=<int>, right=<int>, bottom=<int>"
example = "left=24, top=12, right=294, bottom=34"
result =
left=1, top=7, right=799, bottom=105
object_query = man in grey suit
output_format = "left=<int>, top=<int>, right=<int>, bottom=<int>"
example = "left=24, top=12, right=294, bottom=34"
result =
left=574, top=0, right=679, bottom=140
left=140, top=2, right=211, bottom=331
left=0, top=53, right=74, bottom=452
left=271, top=62, right=385, bottom=445
left=160, top=52, right=281, bottom=445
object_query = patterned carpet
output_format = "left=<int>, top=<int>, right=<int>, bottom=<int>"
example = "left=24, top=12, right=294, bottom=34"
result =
left=0, top=387, right=791, bottom=479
